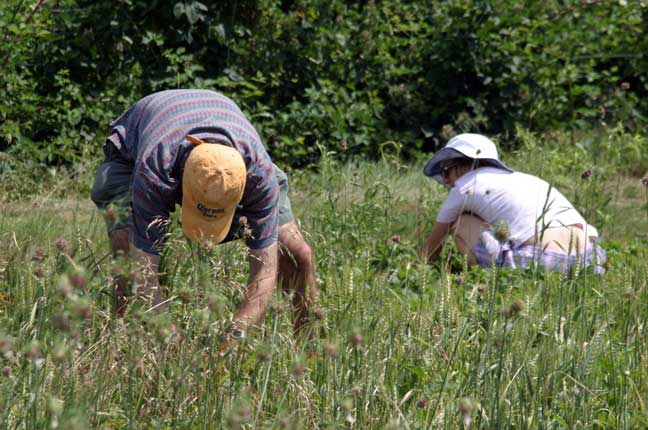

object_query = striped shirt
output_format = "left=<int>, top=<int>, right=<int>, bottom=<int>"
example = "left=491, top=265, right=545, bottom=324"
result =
left=107, top=89, right=279, bottom=254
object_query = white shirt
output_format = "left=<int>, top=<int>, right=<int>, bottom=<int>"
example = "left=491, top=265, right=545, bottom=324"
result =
left=436, top=167, right=598, bottom=248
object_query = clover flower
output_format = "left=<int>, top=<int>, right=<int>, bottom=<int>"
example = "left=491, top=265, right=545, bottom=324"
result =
left=492, top=220, right=511, bottom=243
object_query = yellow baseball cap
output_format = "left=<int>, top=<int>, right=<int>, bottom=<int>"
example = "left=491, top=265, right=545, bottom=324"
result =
left=182, top=136, right=246, bottom=244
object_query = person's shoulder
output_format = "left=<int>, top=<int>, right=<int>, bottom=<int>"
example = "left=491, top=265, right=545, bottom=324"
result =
left=510, top=170, right=549, bottom=186
left=460, top=167, right=509, bottom=183
left=477, top=166, right=515, bottom=175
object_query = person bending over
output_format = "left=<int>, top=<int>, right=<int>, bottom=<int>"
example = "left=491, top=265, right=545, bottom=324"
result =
left=420, top=133, right=606, bottom=274
left=91, top=89, right=318, bottom=342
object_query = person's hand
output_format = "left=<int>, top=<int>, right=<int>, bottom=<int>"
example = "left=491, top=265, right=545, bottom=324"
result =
left=218, top=324, right=246, bottom=357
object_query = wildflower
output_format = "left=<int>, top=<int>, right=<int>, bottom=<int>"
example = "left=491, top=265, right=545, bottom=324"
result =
left=73, top=302, right=93, bottom=320
left=323, top=342, right=338, bottom=359
left=502, top=298, right=525, bottom=318
left=0, top=336, right=15, bottom=357
left=256, top=346, right=271, bottom=363
left=31, top=248, right=46, bottom=262
left=55, top=238, right=69, bottom=254
left=458, top=398, right=476, bottom=428
left=23, top=341, right=42, bottom=360
left=68, top=270, right=87, bottom=290
left=459, top=397, right=474, bottom=414
left=350, top=333, right=364, bottom=346
left=416, top=399, right=429, bottom=409
left=206, top=295, right=218, bottom=310
left=176, top=287, right=193, bottom=304
left=492, top=220, right=510, bottom=243
left=510, top=298, right=525, bottom=316
left=52, top=345, right=68, bottom=364
left=292, top=362, right=307, bottom=377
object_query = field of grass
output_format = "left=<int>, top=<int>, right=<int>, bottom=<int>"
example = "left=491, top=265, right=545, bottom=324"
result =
left=1, top=131, right=647, bottom=429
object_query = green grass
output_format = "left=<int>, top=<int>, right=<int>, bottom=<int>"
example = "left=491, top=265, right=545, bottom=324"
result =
left=1, top=131, right=647, bottom=429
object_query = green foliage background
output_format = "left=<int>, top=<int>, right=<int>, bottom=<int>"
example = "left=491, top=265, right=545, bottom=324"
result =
left=0, top=0, right=646, bottom=167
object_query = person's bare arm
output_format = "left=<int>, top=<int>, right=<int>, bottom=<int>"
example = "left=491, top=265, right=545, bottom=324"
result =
left=229, top=242, right=279, bottom=336
left=130, top=246, right=165, bottom=309
left=420, top=222, right=453, bottom=263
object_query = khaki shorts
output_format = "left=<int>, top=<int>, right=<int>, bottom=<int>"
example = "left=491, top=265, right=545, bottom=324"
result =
left=91, top=141, right=295, bottom=238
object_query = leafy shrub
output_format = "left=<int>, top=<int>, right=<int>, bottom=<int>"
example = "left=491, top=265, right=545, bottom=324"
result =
left=0, top=0, right=646, bottom=168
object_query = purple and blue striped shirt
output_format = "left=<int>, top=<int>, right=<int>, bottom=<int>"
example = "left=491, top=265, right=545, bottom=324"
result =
left=107, top=89, right=279, bottom=254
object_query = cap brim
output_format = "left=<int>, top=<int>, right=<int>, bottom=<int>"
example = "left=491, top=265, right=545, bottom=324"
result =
left=181, top=197, right=236, bottom=244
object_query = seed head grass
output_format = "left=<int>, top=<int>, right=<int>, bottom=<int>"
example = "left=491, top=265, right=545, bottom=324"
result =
left=0, top=131, right=647, bottom=428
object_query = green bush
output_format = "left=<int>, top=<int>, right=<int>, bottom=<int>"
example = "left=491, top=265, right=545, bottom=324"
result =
left=0, top=0, right=646, bottom=167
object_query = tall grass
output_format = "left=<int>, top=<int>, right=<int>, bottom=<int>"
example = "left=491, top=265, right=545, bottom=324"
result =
left=0, top=130, right=647, bottom=429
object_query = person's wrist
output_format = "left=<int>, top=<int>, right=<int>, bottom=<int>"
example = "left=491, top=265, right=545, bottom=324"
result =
left=223, top=324, right=246, bottom=343
left=228, top=327, right=246, bottom=341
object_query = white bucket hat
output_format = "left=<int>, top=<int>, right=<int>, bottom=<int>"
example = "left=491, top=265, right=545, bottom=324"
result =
left=423, top=133, right=513, bottom=184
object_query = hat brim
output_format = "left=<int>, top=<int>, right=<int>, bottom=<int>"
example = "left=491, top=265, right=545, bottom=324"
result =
left=423, top=148, right=513, bottom=184
left=181, top=193, right=236, bottom=244
left=423, top=148, right=466, bottom=178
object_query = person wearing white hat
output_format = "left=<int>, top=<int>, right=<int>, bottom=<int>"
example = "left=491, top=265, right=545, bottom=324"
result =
left=420, top=133, right=606, bottom=273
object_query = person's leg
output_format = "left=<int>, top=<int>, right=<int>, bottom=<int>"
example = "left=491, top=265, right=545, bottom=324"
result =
left=278, top=221, right=318, bottom=333
left=452, top=214, right=490, bottom=265
left=91, top=142, right=133, bottom=315
left=107, top=228, right=131, bottom=315
left=109, top=228, right=130, bottom=257
left=273, top=164, right=318, bottom=333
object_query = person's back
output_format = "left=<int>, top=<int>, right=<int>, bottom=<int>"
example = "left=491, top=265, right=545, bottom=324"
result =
left=438, top=167, right=596, bottom=250
left=108, top=89, right=265, bottom=166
